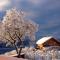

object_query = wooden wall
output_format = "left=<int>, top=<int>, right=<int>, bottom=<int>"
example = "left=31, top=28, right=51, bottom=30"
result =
left=37, top=38, right=60, bottom=49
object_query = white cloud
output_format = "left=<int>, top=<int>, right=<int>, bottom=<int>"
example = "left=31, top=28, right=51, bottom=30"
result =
left=27, top=0, right=49, bottom=6
left=28, top=0, right=40, bottom=5
left=0, top=0, right=10, bottom=11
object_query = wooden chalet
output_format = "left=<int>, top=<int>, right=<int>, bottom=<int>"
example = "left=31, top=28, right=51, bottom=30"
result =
left=36, top=36, right=60, bottom=49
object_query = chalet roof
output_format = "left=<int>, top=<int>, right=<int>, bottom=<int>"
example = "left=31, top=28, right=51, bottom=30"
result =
left=57, top=39, right=60, bottom=42
left=36, top=36, right=53, bottom=45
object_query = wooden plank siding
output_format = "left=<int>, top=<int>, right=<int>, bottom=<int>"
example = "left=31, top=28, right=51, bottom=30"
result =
left=36, top=38, right=60, bottom=50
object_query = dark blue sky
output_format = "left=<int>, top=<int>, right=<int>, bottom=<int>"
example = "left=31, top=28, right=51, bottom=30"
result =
left=0, top=0, right=60, bottom=39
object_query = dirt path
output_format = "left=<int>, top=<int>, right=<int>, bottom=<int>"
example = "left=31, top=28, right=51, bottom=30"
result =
left=0, top=55, right=28, bottom=60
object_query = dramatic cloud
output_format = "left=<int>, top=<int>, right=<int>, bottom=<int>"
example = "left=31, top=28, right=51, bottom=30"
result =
left=0, top=0, right=60, bottom=38
left=0, top=0, right=10, bottom=11
left=28, top=0, right=41, bottom=5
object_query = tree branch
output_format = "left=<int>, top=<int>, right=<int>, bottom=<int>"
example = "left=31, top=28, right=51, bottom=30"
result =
left=7, top=31, right=15, bottom=41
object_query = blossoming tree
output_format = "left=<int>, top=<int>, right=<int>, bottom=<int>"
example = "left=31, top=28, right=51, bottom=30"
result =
left=0, top=8, right=38, bottom=57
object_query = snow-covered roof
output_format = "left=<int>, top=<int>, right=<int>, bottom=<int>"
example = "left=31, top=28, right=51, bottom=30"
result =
left=36, top=36, right=53, bottom=45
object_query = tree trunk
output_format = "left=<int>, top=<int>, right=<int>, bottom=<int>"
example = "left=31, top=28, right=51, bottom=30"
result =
left=15, top=44, right=18, bottom=54
left=18, top=47, right=22, bottom=58
left=13, top=42, right=19, bottom=55
left=14, top=43, right=23, bottom=58
left=17, top=39, right=23, bottom=58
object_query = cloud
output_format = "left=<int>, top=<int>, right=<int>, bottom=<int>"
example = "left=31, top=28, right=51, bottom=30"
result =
left=0, top=0, right=10, bottom=11
left=28, top=0, right=40, bottom=5
left=0, top=0, right=60, bottom=38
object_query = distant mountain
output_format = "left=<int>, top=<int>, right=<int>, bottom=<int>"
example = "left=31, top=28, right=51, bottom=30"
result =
left=0, top=11, right=6, bottom=20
